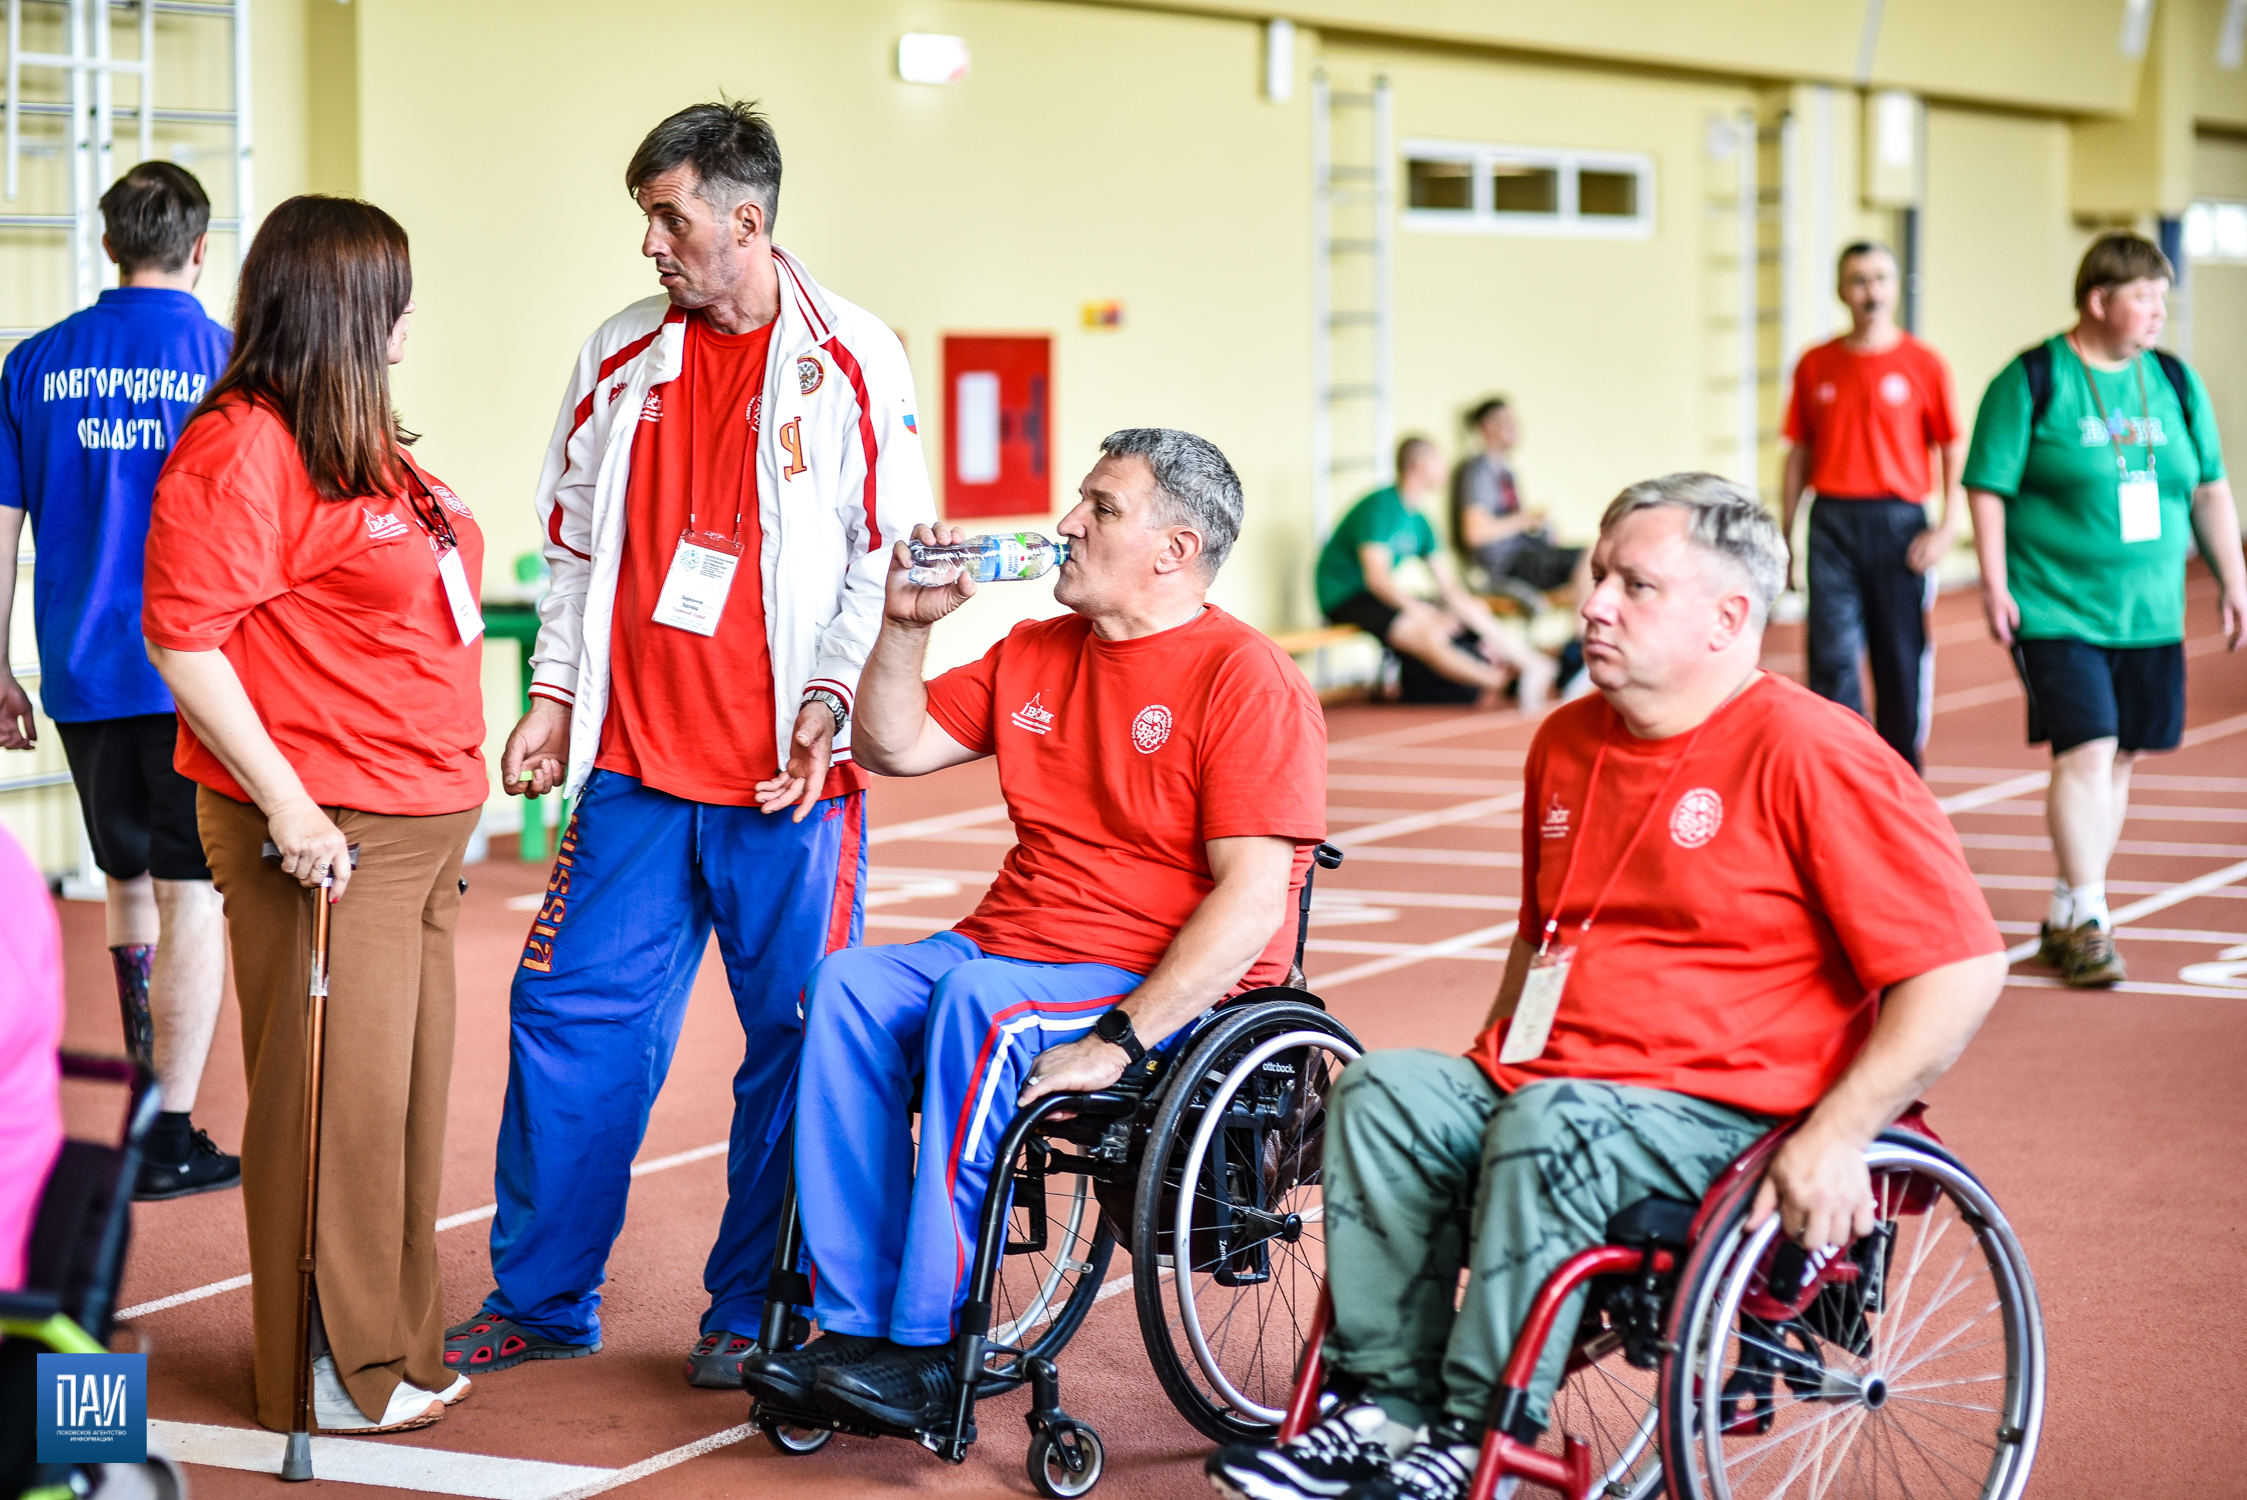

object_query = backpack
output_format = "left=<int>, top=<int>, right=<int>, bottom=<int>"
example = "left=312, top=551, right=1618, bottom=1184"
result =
left=2018, top=340, right=2196, bottom=447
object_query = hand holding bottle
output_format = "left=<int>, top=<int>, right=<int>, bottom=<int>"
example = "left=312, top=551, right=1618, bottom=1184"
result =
left=886, top=523, right=982, bottom=629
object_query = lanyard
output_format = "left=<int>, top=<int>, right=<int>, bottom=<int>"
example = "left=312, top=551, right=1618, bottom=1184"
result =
left=398, top=462, right=459, bottom=552
left=2068, top=335, right=2156, bottom=483
left=683, top=317, right=755, bottom=546
left=1534, top=688, right=1736, bottom=957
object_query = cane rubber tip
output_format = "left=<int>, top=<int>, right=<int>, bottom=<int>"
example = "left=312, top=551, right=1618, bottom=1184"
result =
left=282, top=1431, right=313, bottom=1481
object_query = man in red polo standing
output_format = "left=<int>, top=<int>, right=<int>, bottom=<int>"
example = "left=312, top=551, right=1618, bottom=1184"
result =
left=1779, top=241, right=1963, bottom=772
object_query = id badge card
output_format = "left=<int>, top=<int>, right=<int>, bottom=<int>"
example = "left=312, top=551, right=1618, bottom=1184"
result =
left=436, top=547, right=483, bottom=645
left=652, top=529, right=743, bottom=636
left=1498, top=944, right=1574, bottom=1065
left=2118, top=474, right=2162, bottom=544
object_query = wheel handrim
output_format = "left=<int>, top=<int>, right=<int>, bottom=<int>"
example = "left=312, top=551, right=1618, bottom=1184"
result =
left=993, top=1172, right=1097, bottom=1350
left=1551, top=1346, right=1662, bottom=1497
left=1172, top=1029, right=1359, bottom=1424
left=1688, top=1144, right=2046, bottom=1500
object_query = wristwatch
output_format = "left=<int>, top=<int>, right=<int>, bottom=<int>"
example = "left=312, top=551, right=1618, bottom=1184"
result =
left=1093, top=1007, right=1145, bottom=1064
left=803, top=689, right=848, bottom=736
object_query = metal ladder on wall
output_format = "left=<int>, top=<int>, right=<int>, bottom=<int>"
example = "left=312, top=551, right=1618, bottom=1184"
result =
left=0, top=0, right=251, bottom=890
left=1309, top=69, right=1391, bottom=546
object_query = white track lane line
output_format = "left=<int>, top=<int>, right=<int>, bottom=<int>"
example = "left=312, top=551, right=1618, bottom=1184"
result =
left=1329, top=793, right=1524, bottom=848
left=866, top=802, right=1008, bottom=845
left=1935, top=770, right=2048, bottom=814
left=1310, top=922, right=1521, bottom=989
left=153, top=1419, right=616, bottom=1498
left=2005, top=975, right=2245, bottom=999
left=118, top=1141, right=732, bottom=1321
left=2001, top=858, right=2247, bottom=963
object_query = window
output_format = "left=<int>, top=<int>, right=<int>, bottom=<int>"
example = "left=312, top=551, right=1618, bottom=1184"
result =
left=2183, top=200, right=2247, bottom=263
left=1401, top=140, right=1655, bottom=238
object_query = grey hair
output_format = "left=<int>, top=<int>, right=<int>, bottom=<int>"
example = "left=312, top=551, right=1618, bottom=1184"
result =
left=1097, top=428, right=1245, bottom=576
left=626, top=99, right=782, bottom=229
left=1599, top=472, right=1787, bottom=627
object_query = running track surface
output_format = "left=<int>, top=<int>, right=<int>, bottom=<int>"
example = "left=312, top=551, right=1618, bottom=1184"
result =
left=53, top=576, right=2247, bottom=1499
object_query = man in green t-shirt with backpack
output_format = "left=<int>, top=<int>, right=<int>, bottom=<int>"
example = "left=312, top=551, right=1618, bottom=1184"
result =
left=1964, top=231, right=2247, bottom=988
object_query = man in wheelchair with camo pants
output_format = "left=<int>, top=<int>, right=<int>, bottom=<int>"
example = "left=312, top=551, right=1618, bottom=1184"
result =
left=1211, top=473, right=2009, bottom=1500
left=741, top=428, right=1328, bottom=1431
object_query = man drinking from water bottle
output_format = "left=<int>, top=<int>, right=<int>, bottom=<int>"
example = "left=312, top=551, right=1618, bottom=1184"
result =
left=448, top=99, right=932, bottom=1389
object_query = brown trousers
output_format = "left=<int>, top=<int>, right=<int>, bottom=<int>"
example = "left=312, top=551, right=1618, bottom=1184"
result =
left=199, top=789, right=478, bottom=1431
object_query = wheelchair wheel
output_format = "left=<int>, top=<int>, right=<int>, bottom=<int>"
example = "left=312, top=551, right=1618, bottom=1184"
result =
left=761, top=1422, right=834, bottom=1456
left=1546, top=1341, right=1663, bottom=1500
left=1658, top=1133, right=2045, bottom=1500
left=1027, top=1421, right=1105, bottom=1498
left=1132, top=1000, right=1359, bottom=1442
left=979, top=1143, right=1119, bottom=1394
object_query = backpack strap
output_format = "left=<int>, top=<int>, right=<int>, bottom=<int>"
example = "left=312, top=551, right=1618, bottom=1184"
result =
left=2152, top=348, right=2197, bottom=448
left=2020, top=343, right=2054, bottom=430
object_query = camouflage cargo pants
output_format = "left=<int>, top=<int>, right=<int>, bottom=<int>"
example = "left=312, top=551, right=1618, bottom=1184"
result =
left=1321, top=1051, right=1768, bottom=1430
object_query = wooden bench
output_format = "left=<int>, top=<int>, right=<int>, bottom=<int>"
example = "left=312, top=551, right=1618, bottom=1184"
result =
left=1267, top=624, right=1365, bottom=657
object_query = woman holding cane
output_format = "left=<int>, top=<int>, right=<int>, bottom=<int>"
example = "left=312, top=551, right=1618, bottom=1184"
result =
left=144, top=195, right=486, bottom=1435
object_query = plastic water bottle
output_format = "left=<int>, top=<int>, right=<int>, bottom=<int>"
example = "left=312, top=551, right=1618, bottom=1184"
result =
left=907, top=532, right=1071, bottom=586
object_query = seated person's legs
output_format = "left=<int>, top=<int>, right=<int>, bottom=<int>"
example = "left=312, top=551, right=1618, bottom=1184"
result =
left=754, top=933, right=1145, bottom=1428
left=1218, top=1063, right=1765, bottom=1500
left=1329, top=591, right=1522, bottom=704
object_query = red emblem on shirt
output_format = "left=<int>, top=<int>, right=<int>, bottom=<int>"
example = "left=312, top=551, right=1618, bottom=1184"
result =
left=797, top=355, right=825, bottom=395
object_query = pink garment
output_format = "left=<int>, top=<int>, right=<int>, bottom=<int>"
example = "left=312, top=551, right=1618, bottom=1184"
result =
left=0, top=825, right=62, bottom=1289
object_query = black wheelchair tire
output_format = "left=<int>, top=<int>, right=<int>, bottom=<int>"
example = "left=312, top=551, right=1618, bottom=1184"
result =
left=1130, top=999, right=1360, bottom=1443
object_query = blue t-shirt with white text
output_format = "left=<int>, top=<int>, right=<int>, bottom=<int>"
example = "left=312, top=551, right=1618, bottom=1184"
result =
left=0, top=287, right=231, bottom=721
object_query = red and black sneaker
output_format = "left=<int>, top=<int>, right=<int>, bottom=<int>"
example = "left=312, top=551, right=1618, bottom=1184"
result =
left=686, top=1332, right=759, bottom=1389
left=442, top=1312, right=597, bottom=1373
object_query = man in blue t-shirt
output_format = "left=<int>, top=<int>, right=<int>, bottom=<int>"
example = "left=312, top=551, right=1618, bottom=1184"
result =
left=0, top=161, right=238, bottom=1199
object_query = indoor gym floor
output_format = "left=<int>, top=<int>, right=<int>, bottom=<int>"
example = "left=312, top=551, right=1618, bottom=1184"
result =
left=55, top=572, right=2247, bottom=1499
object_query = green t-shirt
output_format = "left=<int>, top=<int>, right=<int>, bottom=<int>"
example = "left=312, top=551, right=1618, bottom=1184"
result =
left=1961, top=335, right=2225, bottom=647
left=1317, top=485, right=1439, bottom=615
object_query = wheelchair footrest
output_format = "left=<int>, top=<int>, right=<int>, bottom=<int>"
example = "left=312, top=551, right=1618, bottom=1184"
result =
left=749, top=1396, right=888, bottom=1444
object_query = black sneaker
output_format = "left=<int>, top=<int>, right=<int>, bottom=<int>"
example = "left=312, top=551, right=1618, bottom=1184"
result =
left=133, top=1128, right=241, bottom=1201
left=1207, top=1401, right=1404, bottom=1500
left=813, top=1342, right=961, bottom=1433
left=687, top=1332, right=761, bottom=1389
left=443, top=1311, right=598, bottom=1373
left=742, top=1332, right=889, bottom=1407
left=1340, top=1424, right=1482, bottom=1500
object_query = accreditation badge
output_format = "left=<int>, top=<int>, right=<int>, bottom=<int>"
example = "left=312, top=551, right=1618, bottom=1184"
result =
left=2118, top=474, right=2161, bottom=544
left=436, top=548, right=483, bottom=644
left=1498, top=943, right=1574, bottom=1065
left=651, top=529, right=743, bottom=636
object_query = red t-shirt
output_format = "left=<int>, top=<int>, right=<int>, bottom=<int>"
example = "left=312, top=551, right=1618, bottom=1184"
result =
left=1783, top=334, right=1958, bottom=501
left=142, top=397, right=487, bottom=815
left=1469, top=674, right=1999, bottom=1118
left=596, top=313, right=863, bottom=806
left=925, top=606, right=1328, bottom=987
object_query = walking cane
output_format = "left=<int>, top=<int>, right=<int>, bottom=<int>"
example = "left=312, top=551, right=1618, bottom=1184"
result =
left=270, top=842, right=353, bottom=1483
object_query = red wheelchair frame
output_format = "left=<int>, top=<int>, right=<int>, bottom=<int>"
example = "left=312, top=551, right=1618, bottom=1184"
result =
left=1275, top=1107, right=1949, bottom=1500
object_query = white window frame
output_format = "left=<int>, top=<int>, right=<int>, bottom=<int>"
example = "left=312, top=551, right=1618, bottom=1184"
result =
left=1401, top=138, right=1656, bottom=240
left=2182, top=199, right=2247, bottom=263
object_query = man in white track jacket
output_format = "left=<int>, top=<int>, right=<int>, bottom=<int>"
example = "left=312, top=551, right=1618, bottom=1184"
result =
left=445, top=101, right=933, bottom=1390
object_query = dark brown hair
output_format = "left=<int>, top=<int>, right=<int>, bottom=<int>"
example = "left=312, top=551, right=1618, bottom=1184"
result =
left=2074, top=230, right=2174, bottom=311
left=194, top=195, right=415, bottom=499
left=99, top=161, right=209, bottom=274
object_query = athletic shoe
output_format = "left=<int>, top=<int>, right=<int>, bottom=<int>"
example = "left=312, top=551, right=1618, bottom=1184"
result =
left=133, top=1127, right=241, bottom=1202
left=442, top=1311, right=598, bottom=1372
left=312, top=1353, right=444, bottom=1433
left=2035, top=922, right=2069, bottom=967
left=1206, top=1401, right=1407, bottom=1500
left=813, top=1342, right=962, bottom=1433
left=1340, top=1423, right=1482, bottom=1500
left=741, top=1332, right=889, bottom=1406
left=434, top=1374, right=471, bottom=1405
left=2062, top=923, right=2126, bottom=988
left=687, top=1332, right=760, bottom=1389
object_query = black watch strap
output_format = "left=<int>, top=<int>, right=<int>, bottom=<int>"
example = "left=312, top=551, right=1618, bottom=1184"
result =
left=1094, top=1007, right=1145, bottom=1064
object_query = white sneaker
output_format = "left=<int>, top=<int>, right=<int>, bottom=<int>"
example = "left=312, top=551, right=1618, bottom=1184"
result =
left=312, top=1353, right=445, bottom=1432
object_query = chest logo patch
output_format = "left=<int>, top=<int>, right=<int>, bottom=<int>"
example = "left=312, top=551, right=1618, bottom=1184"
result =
left=1814, top=381, right=1836, bottom=406
left=1541, top=794, right=1571, bottom=840
left=362, top=508, right=410, bottom=541
left=1011, top=693, right=1055, bottom=736
left=1669, top=788, right=1724, bottom=849
left=640, top=390, right=663, bottom=423
left=797, top=355, right=825, bottom=395
left=432, top=484, right=473, bottom=518
left=1879, top=372, right=1912, bottom=406
left=1132, top=705, right=1173, bottom=754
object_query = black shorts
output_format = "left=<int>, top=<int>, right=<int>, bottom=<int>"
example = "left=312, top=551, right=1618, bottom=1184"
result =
left=2014, top=638, right=2185, bottom=755
left=53, top=713, right=211, bottom=882
left=1502, top=536, right=1585, bottom=593
left=1325, top=590, right=1400, bottom=643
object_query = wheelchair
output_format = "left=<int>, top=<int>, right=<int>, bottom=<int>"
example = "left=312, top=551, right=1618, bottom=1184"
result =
left=1277, top=1105, right=2045, bottom=1500
left=750, top=843, right=1360, bottom=1496
left=1, top=1053, right=191, bottom=1500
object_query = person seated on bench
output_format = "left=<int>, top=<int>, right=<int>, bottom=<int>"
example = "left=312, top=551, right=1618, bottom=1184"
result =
left=742, top=428, right=1327, bottom=1432
left=1209, top=472, right=2007, bottom=1500
left=1319, top=437, right=1558, bottom=711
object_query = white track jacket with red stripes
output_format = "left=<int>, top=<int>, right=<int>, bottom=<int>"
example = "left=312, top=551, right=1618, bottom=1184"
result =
left=525, top=247, right=932, bottom=800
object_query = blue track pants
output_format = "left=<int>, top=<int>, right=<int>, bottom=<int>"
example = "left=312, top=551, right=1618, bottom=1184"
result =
left=486, top=769, right=866, bottom=1345
left=795, top=933, right=1142, bottom=1346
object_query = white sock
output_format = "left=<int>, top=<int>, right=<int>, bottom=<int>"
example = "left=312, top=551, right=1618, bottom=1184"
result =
left=2046, top=882, right=2072, bottom=930
left=2069, top=882, right=2110, bottom=929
